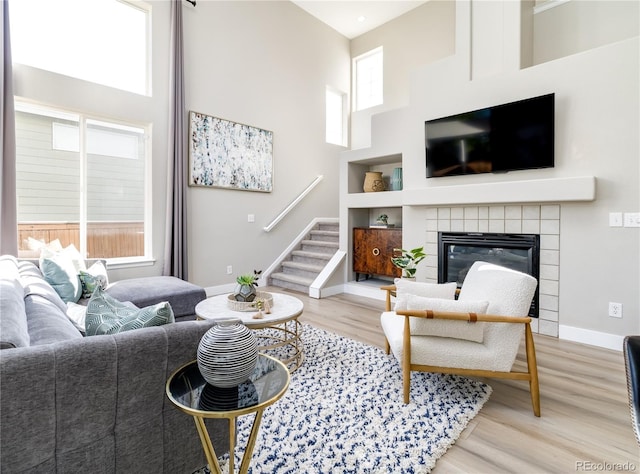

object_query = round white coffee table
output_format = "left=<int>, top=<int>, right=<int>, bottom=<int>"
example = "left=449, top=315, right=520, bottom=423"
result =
left=195, top=293, right=304, bottom=372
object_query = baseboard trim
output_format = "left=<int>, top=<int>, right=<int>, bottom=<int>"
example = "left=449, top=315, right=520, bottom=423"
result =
left=558, top=324, right=624, bottom=352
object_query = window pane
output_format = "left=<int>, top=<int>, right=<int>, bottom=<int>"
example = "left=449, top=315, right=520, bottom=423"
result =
left=87, top=121, right=146, bottom=258
left=355, top=48, right=383, bottom=111
left=11, top=0, right=149, bottom=95
left=15, top=102, right=148, bottom=260
left=326, top=87, right=345, bottom=146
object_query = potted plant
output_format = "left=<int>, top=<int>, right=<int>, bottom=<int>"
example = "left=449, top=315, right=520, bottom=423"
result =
left=376, top=214, right=388, bottom=225
left=391, top=246, right=426, bottom=279
left=233, top=270, right=262, bottom=302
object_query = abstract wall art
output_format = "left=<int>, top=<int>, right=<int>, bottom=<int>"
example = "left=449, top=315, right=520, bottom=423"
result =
left=189, top=111, right=273, bottom=192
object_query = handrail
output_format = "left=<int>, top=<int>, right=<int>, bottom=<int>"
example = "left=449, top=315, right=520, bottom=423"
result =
left=263, top=175, right=324, bottom=232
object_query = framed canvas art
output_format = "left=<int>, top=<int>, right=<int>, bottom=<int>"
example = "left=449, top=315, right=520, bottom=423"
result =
left=189, top=111, right=273, bottom=192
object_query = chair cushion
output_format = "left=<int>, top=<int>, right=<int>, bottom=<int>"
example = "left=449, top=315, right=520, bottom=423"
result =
left=85, top=288, right=175, bottom=336
left=394, top=280, right=457, bottom=310
left=405, top=294, right=488, bottom=343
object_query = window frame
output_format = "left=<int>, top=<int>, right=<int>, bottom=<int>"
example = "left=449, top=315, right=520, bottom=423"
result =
left=14, top=100, right=153, bottom=265
left=325, top=86, right=348, bottom=147
left=353, top=46, right=383, bottom=112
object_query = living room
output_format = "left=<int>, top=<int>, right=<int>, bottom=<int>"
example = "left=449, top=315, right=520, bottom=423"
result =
left=2, top=0, right=639, bottom=472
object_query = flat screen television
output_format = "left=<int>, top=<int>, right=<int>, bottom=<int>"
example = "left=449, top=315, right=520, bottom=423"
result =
left=425, top=93, right=554, bottom=178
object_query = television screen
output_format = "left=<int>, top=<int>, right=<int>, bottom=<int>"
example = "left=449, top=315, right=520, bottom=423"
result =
left=425, top=93, right=554, bottom=178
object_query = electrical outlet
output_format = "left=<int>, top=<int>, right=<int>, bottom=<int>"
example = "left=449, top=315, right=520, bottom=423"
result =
left=608, top=302, right=623, bottom=318
left=609, top=212, right=623, bottom=227
left=624, top=212, right=640, bottom=227
left=226, top=265, right=233, bottom=275
left=247, top=214, right=255, bottom=223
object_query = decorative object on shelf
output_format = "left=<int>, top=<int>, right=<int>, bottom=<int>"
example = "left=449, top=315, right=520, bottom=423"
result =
left=197, top=317, right=258, bottom=388
left=227, top=291, right=274, bottom=312
left=188, top=111, right=273, bottom=192
left=371, top=213, right=395, bottom=229
left=363, top=171, right=385, bottom=192
left=391, top=246, right=427, bottom=279
left=233, top=270, right=262, bottom=302
left=390, top=167, right=403, bottom=191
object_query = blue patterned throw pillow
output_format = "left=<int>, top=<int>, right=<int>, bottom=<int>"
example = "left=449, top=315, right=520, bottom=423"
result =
left=79, top=261, right=109, bottom=298
left=85, top=288, right=174, bottom=336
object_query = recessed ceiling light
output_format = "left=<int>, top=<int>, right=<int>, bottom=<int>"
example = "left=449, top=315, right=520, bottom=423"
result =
left=357, top=15, right=366, bottom=23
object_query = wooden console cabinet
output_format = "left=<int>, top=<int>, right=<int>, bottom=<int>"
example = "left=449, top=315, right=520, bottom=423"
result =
left=353, top=227, right=402, bottom=280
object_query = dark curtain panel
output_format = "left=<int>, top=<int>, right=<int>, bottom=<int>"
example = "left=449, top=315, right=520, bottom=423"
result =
left=163, top=0, right=187, bottom=278
left=1, top=0, right=18, bottom=256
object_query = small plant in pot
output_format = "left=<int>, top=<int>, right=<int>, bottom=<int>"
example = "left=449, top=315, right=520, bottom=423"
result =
left=234, top=270, right=262, bottom=302
left=391, top=246, right=426, bottom=279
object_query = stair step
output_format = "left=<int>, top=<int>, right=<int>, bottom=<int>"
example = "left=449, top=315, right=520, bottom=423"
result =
left=310, top=229, right=339, bottom=240
left=281, top=261, right=324, bottom=273
left=300, top=240, right=338, bottom=254
left=291, top=249, right=334, bottom=264
left=270, top=272, right=314, bottom=285
left=268, top=221, right=339, bottom=295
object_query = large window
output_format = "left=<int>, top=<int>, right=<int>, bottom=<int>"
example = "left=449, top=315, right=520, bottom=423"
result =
left=10, top=0, right=150, bottom=95
left=353, top=47, right=383, bottom=111
left=15, top=102, right=150, bottom=261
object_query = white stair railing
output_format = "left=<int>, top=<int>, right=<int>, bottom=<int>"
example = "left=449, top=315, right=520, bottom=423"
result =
left=263, top=175, right=323, bottom=232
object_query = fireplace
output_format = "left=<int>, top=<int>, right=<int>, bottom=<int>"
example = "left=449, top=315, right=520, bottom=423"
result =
left=438, top=232, right=540, bottom=318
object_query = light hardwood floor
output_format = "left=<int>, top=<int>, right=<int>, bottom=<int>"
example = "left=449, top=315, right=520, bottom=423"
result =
left=265, top=286, right=640, bottom=473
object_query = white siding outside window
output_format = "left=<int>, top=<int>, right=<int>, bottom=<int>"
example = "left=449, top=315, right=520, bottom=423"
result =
left=15, top=102, right=149, bottom=260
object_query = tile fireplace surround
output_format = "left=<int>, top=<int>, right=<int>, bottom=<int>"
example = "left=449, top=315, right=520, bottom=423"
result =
left=423, top=204, right=560, bottom=337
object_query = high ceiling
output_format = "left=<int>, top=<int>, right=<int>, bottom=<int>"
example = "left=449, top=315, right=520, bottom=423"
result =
left=291, top=1, right=428, bottom=39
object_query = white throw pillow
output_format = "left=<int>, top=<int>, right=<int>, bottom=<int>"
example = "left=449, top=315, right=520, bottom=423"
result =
left=405, top=294, right=489, bottom=343
left=394, top=280, right=457, bottom=311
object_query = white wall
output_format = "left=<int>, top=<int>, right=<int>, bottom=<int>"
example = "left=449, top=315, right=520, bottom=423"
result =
left=183, top=1, right=350, bottom=288
left=349, top=1, right=456, bottom=149
left=12, top=1, right=350, bottom=287
left=349, top=0, right=640, bottom=347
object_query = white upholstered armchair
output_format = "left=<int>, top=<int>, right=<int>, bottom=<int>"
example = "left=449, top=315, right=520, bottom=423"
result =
left=381, top=261, right=541, bottom=416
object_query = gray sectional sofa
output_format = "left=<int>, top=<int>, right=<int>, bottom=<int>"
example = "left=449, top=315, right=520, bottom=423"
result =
left=0, top=255, right=228, bottom=473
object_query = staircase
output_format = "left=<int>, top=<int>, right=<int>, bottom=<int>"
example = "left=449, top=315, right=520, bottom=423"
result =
left=268, top=222, right=339, bottom=294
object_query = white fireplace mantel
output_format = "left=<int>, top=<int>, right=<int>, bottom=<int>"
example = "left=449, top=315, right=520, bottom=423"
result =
left=403, top=176, right=596, bottom=206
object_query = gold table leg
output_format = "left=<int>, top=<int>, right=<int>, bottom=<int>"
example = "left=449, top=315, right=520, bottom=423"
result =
left=194, top=416, right=221, bottom=474
left=239, top=409, right=265, bottom=474
left=193, top=410, right=265, bottom=474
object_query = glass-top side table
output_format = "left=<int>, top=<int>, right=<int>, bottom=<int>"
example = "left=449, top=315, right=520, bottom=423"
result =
left=166, top=354, right=290, bottom=474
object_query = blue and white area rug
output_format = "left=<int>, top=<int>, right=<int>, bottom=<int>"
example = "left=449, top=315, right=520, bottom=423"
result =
left=203, top=324, right=492, bottom=474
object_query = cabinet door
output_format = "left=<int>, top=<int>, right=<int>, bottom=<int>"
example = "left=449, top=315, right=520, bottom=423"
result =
left=353, top=228, right=402, bottom=278
left=353, top=228, right=374, bottom=274
left=376, top=229, right=402, bottom=277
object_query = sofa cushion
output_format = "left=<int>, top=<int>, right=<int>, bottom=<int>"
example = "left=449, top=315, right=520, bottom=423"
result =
left=0, top=279, right=30, bottom=349
left=39, top=245, right=85, bottom=304
left=25, top=293, right=84, bottom=346
left=105, top=276, right=205, bottom=318
left=79, top=261, right=109, bottom=298
left=85, top=289, right=175, bottom=336
left=405, top=294, right=489, bottom=343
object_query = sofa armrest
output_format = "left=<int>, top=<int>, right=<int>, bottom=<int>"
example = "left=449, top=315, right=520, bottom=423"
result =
left=0, top=320, right=228, bottom=473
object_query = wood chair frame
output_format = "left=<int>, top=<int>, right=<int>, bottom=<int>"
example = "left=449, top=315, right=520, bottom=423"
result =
left=381, top=285, right=541, bottom=417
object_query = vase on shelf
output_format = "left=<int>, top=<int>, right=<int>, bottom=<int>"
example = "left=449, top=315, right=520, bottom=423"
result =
left=197, top=318, right=258, bottom=388
left=363, top=171, right=385, bottom=192
left=390, top=167, right=403, bottom=191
